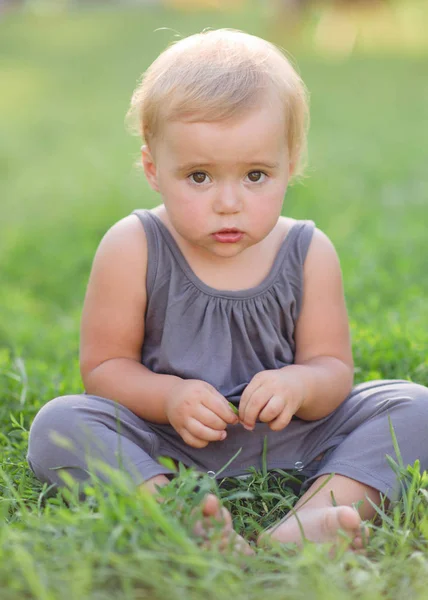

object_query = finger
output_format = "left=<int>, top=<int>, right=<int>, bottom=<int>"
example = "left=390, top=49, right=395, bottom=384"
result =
left=258, top=396, right=284, bottom=423
left=181, top=429, right=209, bottom=449
left=241, top=386, right=271, bottom=428
left=239, top=379, right=262, bottom=418
left=186, top=417, right=227, bottom=442
left=203, top=394, right=239, bottom=425
left=268, top=409, right=294, bottom=431
left=196, top=405, right=228, bottom=431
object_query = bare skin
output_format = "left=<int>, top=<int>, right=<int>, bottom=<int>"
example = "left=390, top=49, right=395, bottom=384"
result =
left=139, top=474, right=255, bottom=555
left=258, top=474, right=379, bottom=550
left=192, top=493, right=255, bottom=555
left=140, top=473, right=380, bottom=553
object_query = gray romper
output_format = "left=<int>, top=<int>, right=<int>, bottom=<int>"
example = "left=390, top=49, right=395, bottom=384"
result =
left=27, top=210, right=428, bottom=500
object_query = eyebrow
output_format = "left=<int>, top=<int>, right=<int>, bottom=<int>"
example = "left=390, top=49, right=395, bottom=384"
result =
left=175, top=161, right=280, bottom=173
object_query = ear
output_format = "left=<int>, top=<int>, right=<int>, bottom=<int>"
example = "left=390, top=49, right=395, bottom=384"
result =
left=141, top=145, right=160, bottom=192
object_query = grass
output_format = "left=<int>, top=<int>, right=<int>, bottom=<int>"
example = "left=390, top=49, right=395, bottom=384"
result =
left=1, top=2, right=428, bottom=598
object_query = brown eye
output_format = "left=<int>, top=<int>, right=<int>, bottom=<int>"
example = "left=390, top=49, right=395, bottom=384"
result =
left=247, top=171, right=264, bottom=183
left=190, top=172, right=207, bottom=184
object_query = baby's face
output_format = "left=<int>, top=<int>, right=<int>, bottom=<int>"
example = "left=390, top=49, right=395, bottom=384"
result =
left=143, top=101, right=292, bottom=260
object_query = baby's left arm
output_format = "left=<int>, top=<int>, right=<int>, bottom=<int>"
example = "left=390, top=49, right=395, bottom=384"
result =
left=239, top=228, right=354, bottom=431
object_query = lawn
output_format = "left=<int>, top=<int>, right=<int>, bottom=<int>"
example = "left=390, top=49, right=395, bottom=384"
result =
left=1, top=3, right=428, bottom=599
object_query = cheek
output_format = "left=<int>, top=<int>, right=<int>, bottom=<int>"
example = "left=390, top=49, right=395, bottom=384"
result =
left=161, top=184, right=208, bottom=225
left=268, top=182, right=287, bottom=210
left=251, top=185, right=284, bottom=212
left=176, top=201, right=207, bottom=226
left=248, top=188, right=284, bottom=230
left=156, top=173, right=173, bottom=197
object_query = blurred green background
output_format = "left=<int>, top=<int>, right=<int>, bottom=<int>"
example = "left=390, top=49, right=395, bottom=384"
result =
left=1, top=0, right=427, bottom=421
left=1, top=5, right=427, bottom=596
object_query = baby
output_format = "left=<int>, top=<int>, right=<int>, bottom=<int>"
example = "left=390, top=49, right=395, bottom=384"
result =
left=27, top=29, right=428, bottom=553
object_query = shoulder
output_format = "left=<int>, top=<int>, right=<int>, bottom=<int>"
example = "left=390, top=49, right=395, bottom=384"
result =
left=277, top=215, right=317, bottom=242
left=80, top=214, right=149, bottom=376
left=100, top=213, right=147, bottom=247
left=297, top=227, right=345, bottom=308
left=90, top=213, right=149, bottom=287
left=293, top=226, right=351, bottom=368
left=277, top=217, right=341, bottom=276
left=96, top=213, right=147, bottom=261
left=304, top=227, right=341, bottom=275
left=277, top=216, right=330, bottom=267
left=277, top=215, right=298, bottom=237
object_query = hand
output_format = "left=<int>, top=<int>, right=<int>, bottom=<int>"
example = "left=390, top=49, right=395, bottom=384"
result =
left=165, top=379, right=239, bottom=448
left=239, top=369, right=305, bottom=431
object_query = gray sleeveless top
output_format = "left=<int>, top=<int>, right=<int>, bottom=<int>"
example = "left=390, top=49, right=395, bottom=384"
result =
left=133, top=210, right=315, bottom=404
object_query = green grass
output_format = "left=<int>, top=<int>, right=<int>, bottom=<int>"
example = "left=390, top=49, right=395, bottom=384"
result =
left=1, top=3, right=428, bottom=599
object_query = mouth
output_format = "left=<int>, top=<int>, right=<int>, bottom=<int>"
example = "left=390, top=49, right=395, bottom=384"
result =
left=212, top=228, right=244, bottom=243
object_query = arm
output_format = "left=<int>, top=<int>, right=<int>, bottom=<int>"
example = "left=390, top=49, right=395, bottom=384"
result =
left=239, top=228, right=354, bottom=429
left=80, top=215, right=181, bottom=423
left=80, top=214, right=237, bottom=443
left=290, top=227, right=354, bottom=420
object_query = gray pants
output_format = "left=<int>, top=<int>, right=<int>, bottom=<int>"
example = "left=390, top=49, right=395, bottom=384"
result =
left=27, top=380, right=428, bottom=500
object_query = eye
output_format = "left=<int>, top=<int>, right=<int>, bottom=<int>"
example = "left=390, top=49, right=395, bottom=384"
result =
left=246, top=171, right=266, bottom=183
left=189, top=172, right=209, bottom=185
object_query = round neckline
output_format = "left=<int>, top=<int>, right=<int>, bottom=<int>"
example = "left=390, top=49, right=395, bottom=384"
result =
left=147, top=212, right=300, bottom=299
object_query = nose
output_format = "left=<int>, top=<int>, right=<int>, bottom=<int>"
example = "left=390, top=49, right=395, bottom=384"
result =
left=213, top=183, right=242, bottom=214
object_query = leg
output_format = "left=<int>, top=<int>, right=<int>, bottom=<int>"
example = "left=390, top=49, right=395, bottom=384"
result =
left=139, top=475, right=171, bottom=496
left=27, top=394, right=176, bottom=493
left=28, top=394, right=253, bottom=554
left=137, top=478, right=254, bottom=554
left=136, top=473, right=254, bottom=555
left=259, top=380, right=428, bottom=549
left=259, top=474, right=377, bottom=548
left=191, top=494, right=255, bottom=555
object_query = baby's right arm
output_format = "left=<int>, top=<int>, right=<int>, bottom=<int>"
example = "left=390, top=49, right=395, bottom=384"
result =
left=80, top=215, right=236, bottom=445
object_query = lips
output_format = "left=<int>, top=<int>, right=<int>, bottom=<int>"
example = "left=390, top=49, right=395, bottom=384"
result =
left=213, top=228, right=243, bottom=243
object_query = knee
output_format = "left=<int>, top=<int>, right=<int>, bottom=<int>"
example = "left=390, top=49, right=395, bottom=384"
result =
left=407, top=381, right=428, bottom=412
left=27, top=395, right=86, bottom=480
left=28, top=395, right=83, bottom=447
left=393, top=382, right=428, bottom=425
left=409, top=382, right=428, bottom=399
left=403, top=382, right=428, bottom=404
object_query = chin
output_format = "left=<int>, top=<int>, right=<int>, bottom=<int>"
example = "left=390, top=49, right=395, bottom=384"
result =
left=211, top=244, right=247, bottom=258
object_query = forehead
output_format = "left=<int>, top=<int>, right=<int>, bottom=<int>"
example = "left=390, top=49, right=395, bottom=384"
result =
left=158, top=105, right=287, bottom=165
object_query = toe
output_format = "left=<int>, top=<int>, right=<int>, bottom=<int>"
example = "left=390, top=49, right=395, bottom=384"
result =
left=234, top=535, right=256, bottom=556
left=335, top=506, right=362, bottom=534
left=352, top=535, right=364, bottom=550
left=193, top=495, right=233, bottom=542
left=201, top=494, right=221, bottom=517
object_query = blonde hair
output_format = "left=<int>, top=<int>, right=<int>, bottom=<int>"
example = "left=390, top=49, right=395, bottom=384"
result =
left=126, top=29, right=309, bottom=176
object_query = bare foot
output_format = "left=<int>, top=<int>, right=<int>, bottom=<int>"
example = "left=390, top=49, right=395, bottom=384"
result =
left=258, top=506, right=368, bottom=551
left=193, top=494, right=254, bottom=556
